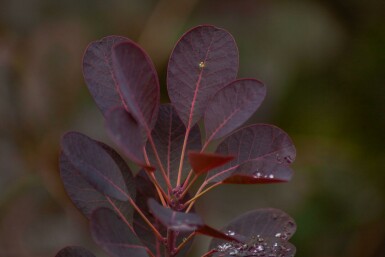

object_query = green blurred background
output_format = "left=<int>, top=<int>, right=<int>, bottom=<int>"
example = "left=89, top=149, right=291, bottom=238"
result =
left=1, top=0, right=384, bottom=256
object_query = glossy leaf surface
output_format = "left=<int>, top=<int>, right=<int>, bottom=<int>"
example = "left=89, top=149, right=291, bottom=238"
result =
left=209, top=209, right=296, bottom=257
left=106, top=107, right=150, bottom=167
left=112, top=41, right=160, bottom=131
left=133, top=170, right=193, bottom=257
left=168, top=25, right=239, bottom=127
left=146, top=104, right=201, bottom=189
left=61, top=132, right=130, bottom=201
left=204, top=79, right=266, bottom=142
left=83, top=36, right=130, bottom=116
left=91, top=208, right=149, bottom=257
left=207, top=124, right=296, bottom=184
left=148, top=199, right=236, bottom=242
left=56, top=246, right=96, bottom=257
left=60, top=141, right=135, bottom=220
left=188, top=151, right=234, bottom=175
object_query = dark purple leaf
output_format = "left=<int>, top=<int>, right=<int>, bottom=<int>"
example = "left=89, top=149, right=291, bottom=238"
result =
left=209, top=209, right=296, bottom=257
left=106, top=107, right=153, bottom=169
left=146, top=104, right=201, bottom=189
left=148, top=198, right=203, bottom=232
left=83, top=36, right=130, bottom=116
left=222, top=160, right=293, bottom=184
left=61, top=132, right=130, bottom=201
left=204, top=79, right=266, bottom=142
left=60, top=141, right=135, bottom=220
left=148, top=199, right=236, bottom=242
left=55, top=246, right=96, bottom=257
left=112, top=41, right=160, bottom=131
left=188, top=151, right=234, bottom=175
left=134, top=170, right=194, bottom=257
left=91, top=208, right=149, bottom=257
left=167, top=25, right=239, bottom=128
left=206, top=124, right=296, bottom=184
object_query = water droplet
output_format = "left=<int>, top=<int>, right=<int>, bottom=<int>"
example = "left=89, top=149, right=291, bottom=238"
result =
left=275, top=233, right=282, bottom=238
left=226, top=230, right=235, bottom=236
left=256, top=245, right=264, bottom=252
left=199, top=61, right=205, bottom=68
left=217, top=242, right=232, bottom=252
left=255, top=172, right=262, bottom=178
left=229, top=249, right=238, bottom=255
left=268, top=174, right=274, bottom=179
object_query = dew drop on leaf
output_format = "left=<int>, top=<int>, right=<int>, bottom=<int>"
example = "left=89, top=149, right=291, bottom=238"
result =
left=199, top=61, right=205, bottom=69
left=226, top=230, right=236, bottom=236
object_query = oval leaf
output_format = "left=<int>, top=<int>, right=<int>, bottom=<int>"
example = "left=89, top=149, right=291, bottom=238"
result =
left=91, top=208, right=149, bottom=257
left=106, top=107, right=151, bottom=168
left=188, top=151, right=234, bottom=175
left=204, top=79, right=266, bottom=142
left=206, top=124, right=296, bottom=184
left=56, top=246, right=96, bottom=257
left=61, top=132, right=130, bottom=201
left=83, top=36, right=130, bottom=116
left=148, top=199, right=236, bottom=242
left=112, top=41, right=160, bottom=131
left=167, top=25, right=239, bottom=128
left=148, top=198, right=203, bottom=232
left=60, top=142, right=135, bottom=220
left=146, top=104, right=201, bottom=189
left=209, top=209, right=296, bottom=257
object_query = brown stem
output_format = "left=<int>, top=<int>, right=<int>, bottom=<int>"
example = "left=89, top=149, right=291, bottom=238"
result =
left=176, top=127, right=190, bottom=186
left=173, top=231, right=196, bottom=255
left=201, top=249, right=217, bottom=257
left=143, top=147, right=169, bottom=206
left=128, top=195, right=164, bottom=241
left=148, top=135, right=173, bottom=190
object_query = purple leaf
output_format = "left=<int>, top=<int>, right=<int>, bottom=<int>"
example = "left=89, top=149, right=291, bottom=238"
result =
left=112, top=41, right=160, bottom=131
left=61, top=132, right=130, bottom=201
left=209, top=209, right=296, bottom=257
left=148, top=198, right=203, bottom=232
left=134, top=170, right=194, bottom=257
left=59, top=141, right=135, bottom=220
left=188, top=151, right=234, bottom=175
left=204, top=79, right=266, bottom=142
left=206, top=124, right=296, bottom=184
left=167, top=25, right=239, bottom=128
left=146, top=104, right=201, bottom=189
left=83, top=36, right=131, bottom=116
left=222, top=160, right=293, bottom=184
left=106, top=107, right=153, bottom=169
left=91, top=208, right=149, bottom=257
left=55, top=246, right=96, bottom=257
left=148, top=199, right=236, bottom=242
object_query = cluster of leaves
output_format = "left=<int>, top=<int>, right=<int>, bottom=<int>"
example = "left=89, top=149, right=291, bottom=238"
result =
left=57, top=25, right=297, bottom=257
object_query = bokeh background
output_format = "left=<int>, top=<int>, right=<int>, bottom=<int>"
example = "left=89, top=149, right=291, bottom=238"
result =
left=1, top=0, right=384, bottom=256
